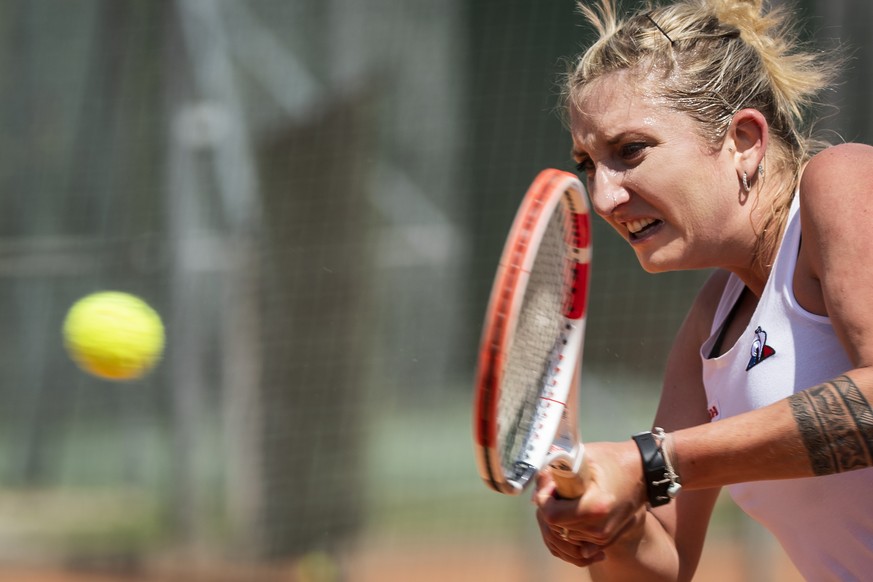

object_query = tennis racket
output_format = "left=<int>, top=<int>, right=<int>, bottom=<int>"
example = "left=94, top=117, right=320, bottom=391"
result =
left=473, top=168, right=591, bottom=498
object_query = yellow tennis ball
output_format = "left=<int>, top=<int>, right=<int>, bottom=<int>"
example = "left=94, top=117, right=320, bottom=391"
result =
left=63, top=291, right=165, bottom=381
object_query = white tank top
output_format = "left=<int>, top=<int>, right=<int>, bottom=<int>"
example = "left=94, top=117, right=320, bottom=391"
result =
left=700, top=194, right=873, bottom=580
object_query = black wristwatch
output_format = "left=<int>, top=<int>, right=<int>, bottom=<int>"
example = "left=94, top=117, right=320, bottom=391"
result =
left=632, top=430, right=677, bottom=507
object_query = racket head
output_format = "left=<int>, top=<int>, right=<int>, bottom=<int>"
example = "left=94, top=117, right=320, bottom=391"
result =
left=473, top=169, right=592, bottom=495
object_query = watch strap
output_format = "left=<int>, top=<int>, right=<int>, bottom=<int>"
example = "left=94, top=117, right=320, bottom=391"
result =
left=632, top=431, right=672, bottom=507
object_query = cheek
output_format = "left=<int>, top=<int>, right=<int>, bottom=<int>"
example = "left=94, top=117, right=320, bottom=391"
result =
left=678, top=166, right=733, bottom=225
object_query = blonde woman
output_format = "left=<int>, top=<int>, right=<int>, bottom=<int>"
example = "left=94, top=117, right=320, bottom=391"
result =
left=534, top=0, right=873, bottom=579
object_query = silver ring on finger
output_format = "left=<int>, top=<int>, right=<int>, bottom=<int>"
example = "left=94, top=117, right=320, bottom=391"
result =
left=559, top=526, right=570, bottom=541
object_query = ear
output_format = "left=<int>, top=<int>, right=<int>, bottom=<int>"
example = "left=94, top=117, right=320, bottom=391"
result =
left=725, top=108, right=769, bottom=184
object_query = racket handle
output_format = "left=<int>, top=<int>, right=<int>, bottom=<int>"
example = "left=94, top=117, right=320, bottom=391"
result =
left=548, top=444, right=589, bottom=499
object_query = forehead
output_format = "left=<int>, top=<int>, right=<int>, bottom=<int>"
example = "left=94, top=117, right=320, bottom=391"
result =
left=569, top=70, right=687, bottom=147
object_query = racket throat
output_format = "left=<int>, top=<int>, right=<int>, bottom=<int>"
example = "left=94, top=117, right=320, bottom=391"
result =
left=509, top=462, right=539, bottom=491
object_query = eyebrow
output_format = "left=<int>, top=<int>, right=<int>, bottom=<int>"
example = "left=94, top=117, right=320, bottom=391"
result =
left=571, top=131, right=633, bottom=158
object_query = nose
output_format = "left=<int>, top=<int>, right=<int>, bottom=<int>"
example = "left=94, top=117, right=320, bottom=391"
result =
left=588, top=168, right=629, bottom=216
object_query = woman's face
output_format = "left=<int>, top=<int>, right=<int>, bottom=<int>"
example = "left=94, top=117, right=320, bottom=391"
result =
left=570, top=70, right=755, bottom=274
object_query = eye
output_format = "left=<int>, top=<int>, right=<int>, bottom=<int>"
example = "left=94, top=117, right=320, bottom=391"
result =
left=574, top=156, right=594, bottom=174
left=619, top=142, right=648, bottom=160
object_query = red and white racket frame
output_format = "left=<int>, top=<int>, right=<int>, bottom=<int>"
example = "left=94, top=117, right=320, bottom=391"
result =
left=473, top=169, right=592, bottom=496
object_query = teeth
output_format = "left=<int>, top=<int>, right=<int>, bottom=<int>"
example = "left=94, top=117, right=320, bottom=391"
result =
left=627, top=218, right=657, bottom=234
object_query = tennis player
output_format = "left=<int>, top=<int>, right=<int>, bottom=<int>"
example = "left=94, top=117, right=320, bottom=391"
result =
left=534, top=1, right=873, bottom=579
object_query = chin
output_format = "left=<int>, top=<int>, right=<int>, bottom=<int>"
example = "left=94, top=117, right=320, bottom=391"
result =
left=634, top=252, right=685, bottom=274
left=639, top=263, right=673, bottom=274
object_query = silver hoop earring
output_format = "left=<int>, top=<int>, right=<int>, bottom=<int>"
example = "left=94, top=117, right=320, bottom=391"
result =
left=742, top=172, right=750, bottom=192
left=758, top=163, right=764, bottom=178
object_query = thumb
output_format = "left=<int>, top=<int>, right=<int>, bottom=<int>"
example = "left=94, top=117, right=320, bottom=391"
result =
left=532, top=470, right=557, bottom=506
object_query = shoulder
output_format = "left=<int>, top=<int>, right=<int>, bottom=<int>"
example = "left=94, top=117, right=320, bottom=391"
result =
left=660, top=269, right=728, bottom=367
left=800, top=143, right=873, bottom=207
left=683, top=269, right=731, bottom=339
left=797, top=143, right=873, bottom=271
left=793, top=144, right=873, bottom=358
left=655, top=269, right=730, bottom=428
left=697, top=269, right=731, bottom=308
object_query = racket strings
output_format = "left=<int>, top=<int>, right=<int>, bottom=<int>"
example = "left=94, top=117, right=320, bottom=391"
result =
left=499, top=204, right=574, bottom=472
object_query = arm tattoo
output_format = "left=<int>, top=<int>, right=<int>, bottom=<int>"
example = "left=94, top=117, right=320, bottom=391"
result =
left=788, top=375, right=873, bottom=476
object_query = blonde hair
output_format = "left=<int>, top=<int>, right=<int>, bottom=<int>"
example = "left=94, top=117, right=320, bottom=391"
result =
left=565, top=0, right=840, bottom=270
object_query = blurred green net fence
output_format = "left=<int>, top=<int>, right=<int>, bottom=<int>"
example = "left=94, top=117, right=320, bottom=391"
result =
left=0, top=0, right=867, bottom=581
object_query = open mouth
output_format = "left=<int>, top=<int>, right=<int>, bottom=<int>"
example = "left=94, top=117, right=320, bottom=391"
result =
left=626, top=218, right=663, bottom=240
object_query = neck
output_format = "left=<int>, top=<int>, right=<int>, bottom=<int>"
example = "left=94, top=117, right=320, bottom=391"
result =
left=730, top=266, right=769, bottom=299
left=730, top=168, right=797, bottom=297
left=736, top=171, right=797, bottom=297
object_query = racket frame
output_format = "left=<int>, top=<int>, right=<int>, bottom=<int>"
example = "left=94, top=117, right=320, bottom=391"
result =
left=473, top=169, right=591, bottom=496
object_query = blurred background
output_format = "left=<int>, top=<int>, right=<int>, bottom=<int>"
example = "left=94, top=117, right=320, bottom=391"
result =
left=0, top=0, right=869, bottom=581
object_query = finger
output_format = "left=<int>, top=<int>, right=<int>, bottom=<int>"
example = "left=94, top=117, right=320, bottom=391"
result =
left=540, top=518, right=608, bottom=568
left=533, top=475, right=557, bottom=506
left=587, top=503, right=647, bottom=549
left=544, top=523, right=605, bottom=556
left=535, top=489, right=583, bottom=523
left=578, top=541, right=605, bottom=560
left=546, top=538, right=606, bottom=568
left=535, top=469, right=554, bottom=489
left=550, top=525, right=609, bottom=556
left=549, top=524, right=573, bottom=542
left=539, top=515, right=577, bottom=549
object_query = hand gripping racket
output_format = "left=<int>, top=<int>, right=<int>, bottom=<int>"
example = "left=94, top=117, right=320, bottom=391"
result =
left=473, top=169, right=591, bottom=498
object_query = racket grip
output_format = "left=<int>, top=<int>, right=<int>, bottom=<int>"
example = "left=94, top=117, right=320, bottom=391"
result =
left=548, top=444, right=589, bottom=499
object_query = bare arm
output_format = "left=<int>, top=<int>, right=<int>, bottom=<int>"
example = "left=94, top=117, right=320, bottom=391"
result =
left=538, top=270, right=729, bottom=581
left=671, top=372, right=873, bottom=489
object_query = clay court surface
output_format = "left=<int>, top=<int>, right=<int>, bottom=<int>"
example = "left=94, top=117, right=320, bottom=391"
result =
left=0, top=540, right=803, bottom=582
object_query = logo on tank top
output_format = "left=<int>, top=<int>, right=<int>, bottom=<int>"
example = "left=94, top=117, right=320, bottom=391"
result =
left=746, top=326, right=776, bottom=371
left=707, top=402, right=720, bottom=421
